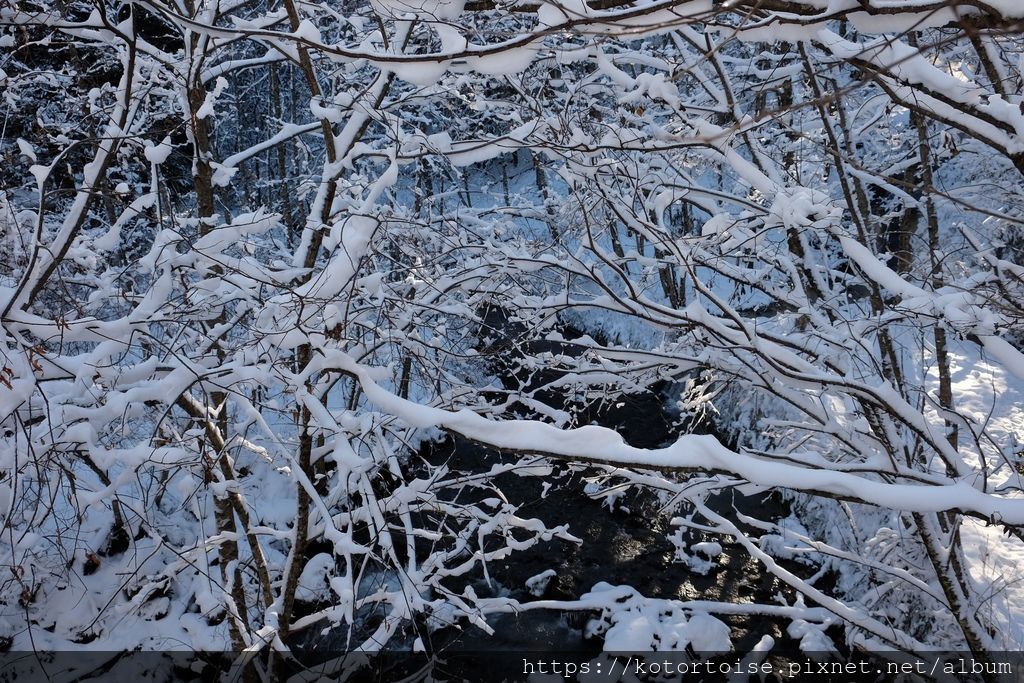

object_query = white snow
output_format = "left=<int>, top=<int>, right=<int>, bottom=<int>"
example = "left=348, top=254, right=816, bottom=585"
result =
left=144, top=137, right=173, bottom=164
left=525, top=569, right=556, bottom=597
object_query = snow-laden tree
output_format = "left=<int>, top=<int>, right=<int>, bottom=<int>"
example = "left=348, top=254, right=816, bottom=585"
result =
left=2, top=0, right=1024, bottom=675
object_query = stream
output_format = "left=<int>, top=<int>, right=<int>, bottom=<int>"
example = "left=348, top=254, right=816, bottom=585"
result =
left=416, top=395, right=813, bottom=658
left=291, top=312, right=835, bottom=681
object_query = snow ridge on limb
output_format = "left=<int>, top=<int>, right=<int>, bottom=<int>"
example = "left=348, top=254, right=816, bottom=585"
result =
left=318, top=349, right=1024, bottom=526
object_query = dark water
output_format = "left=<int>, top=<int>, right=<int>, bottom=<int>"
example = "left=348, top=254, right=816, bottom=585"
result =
left=293, top=314, right=826, bottom=679
left=417, top=391, right=806, bottom=658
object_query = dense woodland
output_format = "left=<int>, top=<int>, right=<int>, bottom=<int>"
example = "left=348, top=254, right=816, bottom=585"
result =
left=2, top=0, right=1024, bottom=677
